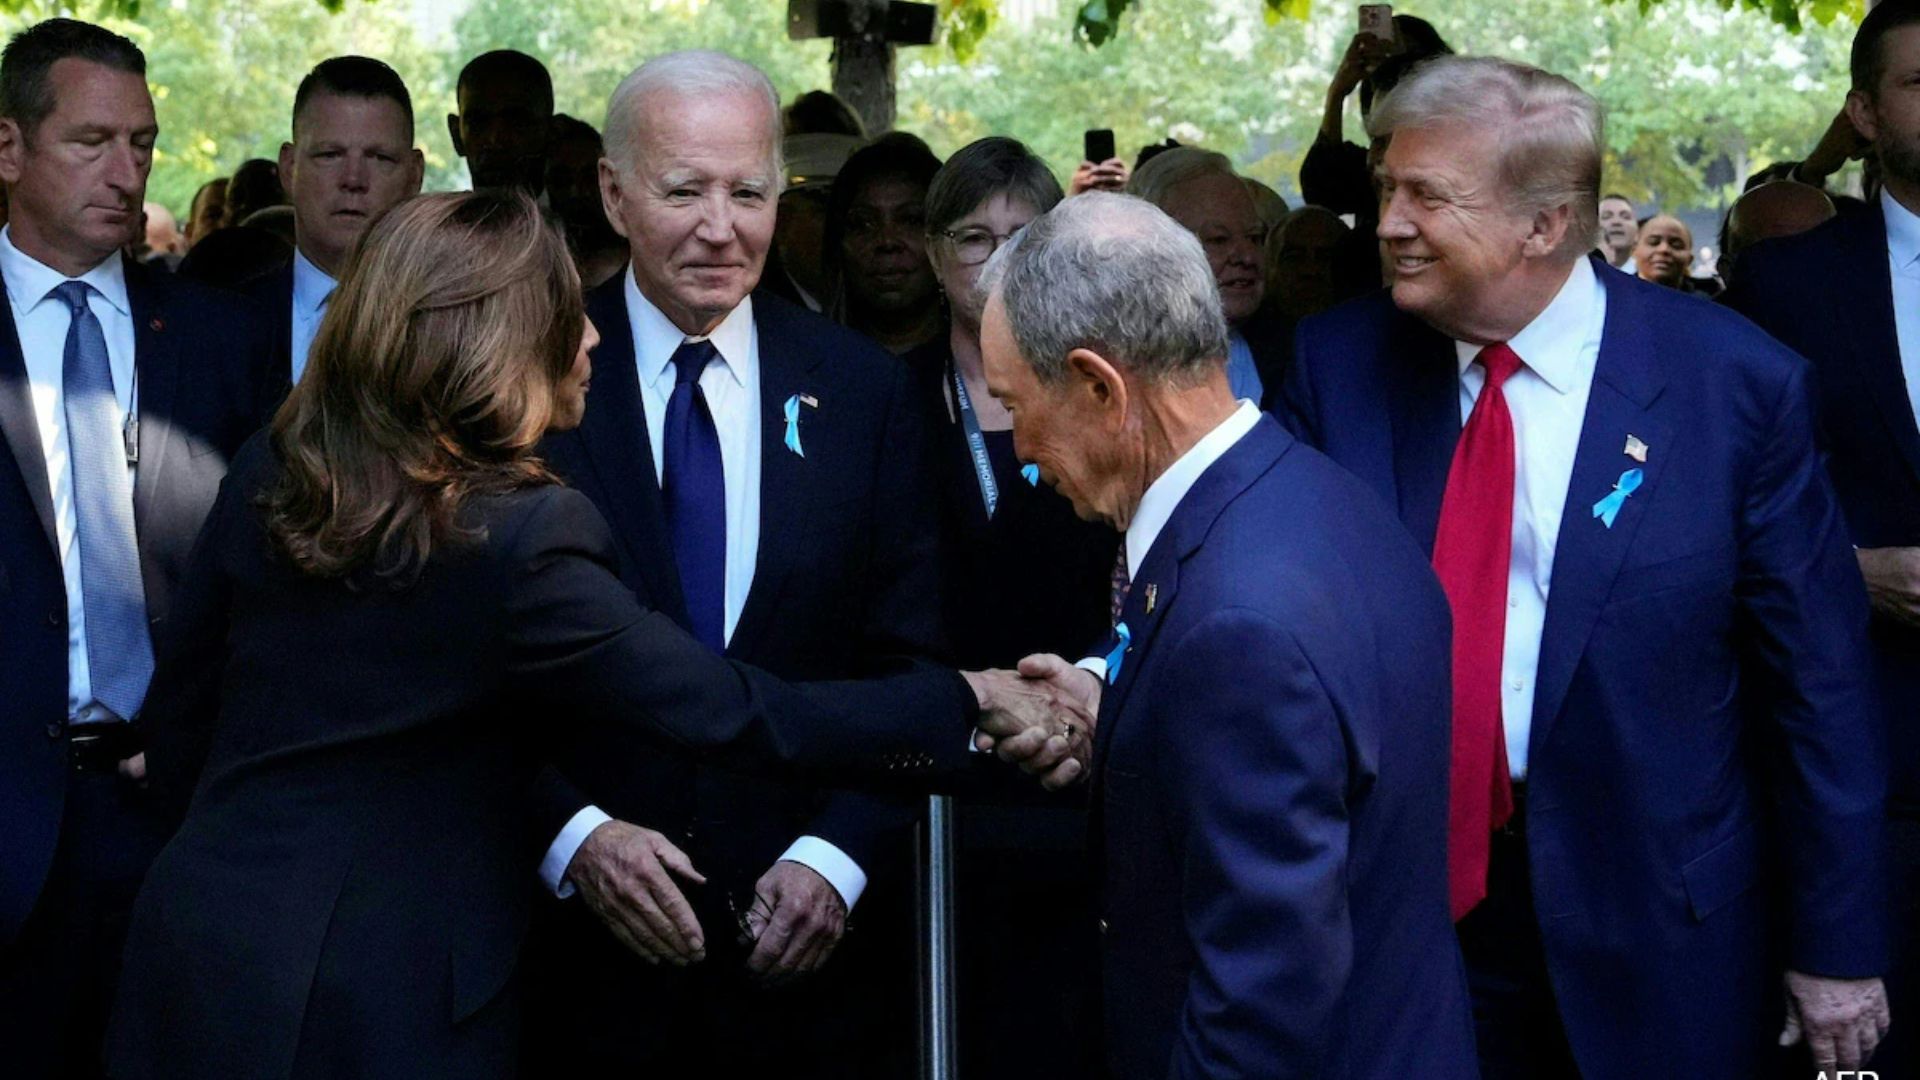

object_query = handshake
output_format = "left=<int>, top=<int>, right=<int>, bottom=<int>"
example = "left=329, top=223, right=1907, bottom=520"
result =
left=962, top=653, right=1103, bottom=791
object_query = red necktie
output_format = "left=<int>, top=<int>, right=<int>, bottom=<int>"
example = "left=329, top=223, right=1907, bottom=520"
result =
left=1432, top=342, right=1522, bottom=921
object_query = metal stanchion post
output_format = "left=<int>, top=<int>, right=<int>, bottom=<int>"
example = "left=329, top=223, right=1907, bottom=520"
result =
left=921, top=794, right=958, bottom=1080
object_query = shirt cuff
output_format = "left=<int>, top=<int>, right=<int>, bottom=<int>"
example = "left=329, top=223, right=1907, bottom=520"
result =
left=1076, top=655, right=1109, bottom=681
left=540, top=805, right=612, bottom=899
left=779, top=836, right=868, bottom=912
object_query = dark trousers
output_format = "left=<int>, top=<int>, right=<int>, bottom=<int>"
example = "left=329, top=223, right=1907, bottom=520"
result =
left=521, top=874, right=916, bottom=1080
left=1455, top=794, right=1583, bottom=1080
left=0, top=771, right=167, bottom=1080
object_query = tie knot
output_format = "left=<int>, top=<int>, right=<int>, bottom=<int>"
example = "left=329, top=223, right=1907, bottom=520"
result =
left=670, top=339, right=719, bottom=387
left=52, top=280, right=93, bottom=315
left=1476, top=342, right=1523, bottom=391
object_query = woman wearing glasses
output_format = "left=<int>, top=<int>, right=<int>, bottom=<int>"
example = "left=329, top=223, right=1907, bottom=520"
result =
left=907, top=137, right=1119, bottom=1080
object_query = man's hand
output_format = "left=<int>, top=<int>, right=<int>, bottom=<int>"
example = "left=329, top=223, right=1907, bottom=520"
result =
left=742, top=859, right=846, bottom=988
left=118, top=752, right=146, bottom=783
left=1857, top=547, right=1920, bottom=627
left=567, top=819, right=708, bottom=967
left=966, top=656, right=1099, bottom=790
left=1070, top=158, right=1130, bottom=196
left=1780, top=971, right=1891, bottom=1071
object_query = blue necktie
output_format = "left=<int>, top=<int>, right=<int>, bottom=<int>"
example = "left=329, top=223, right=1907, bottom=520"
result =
left=55, top=280, right=152, bottom=721
left=662, top=338, right=727, bottom=653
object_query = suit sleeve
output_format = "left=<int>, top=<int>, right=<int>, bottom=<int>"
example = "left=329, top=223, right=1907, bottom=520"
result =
left=799, top=358, right=950, bottom=871
left=1737, top=359, right=1890, bottom=977
left=499, top=486, right=978, bottom=788
left=1157, top=608, right=1352, bottom=1080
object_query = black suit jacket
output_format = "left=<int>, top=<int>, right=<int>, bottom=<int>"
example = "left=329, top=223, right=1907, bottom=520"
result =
left=535, top=281, right=944, bottom=894
left=0, top=257, right=275, bottom=942
left=107, top=441, right=975, bottom=1079
left=239, top=259, right=295, bottom=397
left=1723, top=206, right=1920, bottom=812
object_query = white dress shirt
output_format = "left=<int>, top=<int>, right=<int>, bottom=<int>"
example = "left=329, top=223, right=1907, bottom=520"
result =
left=0, top=227, right=139, bottom=724
left=1879, top=189, right=1920, bottom=435
left=541, top=271, right=866, bottom=910
left=1078, top=400, right=1263, bottom=681
left=289, top=248, right=335, bottom=385
left=1450, top=256, right=1607, bottom=781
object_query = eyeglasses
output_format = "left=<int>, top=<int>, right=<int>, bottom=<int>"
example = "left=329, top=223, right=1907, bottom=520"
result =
left=934, top=226, right=1023, bottom=267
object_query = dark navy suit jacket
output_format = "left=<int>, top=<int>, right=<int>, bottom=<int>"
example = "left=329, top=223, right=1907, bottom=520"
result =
left=0, top=257, right=275, bottom=942
left=1723, top=208, right=1920, bottom=815
left=1286, top=261, right=1889, bottom=1076
left=1095, top=414, right=1477, bottom=1080
left=532, top=279, right=943, bottom=898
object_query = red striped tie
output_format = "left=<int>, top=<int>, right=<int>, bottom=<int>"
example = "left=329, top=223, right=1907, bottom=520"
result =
left=1433, top=342, right=1522, bottom=921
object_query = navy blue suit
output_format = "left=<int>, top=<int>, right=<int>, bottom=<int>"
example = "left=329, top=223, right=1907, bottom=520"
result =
left=0, top=257, right=275, bottom=1074
left=522, top=280, right=944, bottom=1075
left=1723, top=204, right=1920, bottom=1073
left=1286, top=261, right=1889, bottom=1077
left=1095, top=414, right=1477, bottom=1080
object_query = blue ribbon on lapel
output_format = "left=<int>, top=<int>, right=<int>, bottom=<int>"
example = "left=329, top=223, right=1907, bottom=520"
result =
left=1591, top=467, right=1644, bottom=529
left=782, top=394, right=805, bottom=457
left=1020, top=463, right=1040, bottom=487
left=1104, top=622, right=1131, bottom=685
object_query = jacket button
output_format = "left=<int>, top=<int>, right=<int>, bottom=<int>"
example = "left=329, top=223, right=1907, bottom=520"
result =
left=1098, top=918, right=1110, bottom=934
left=46, top=608, right=60, bottom=627
left=45, top=721, right=62, bottom=740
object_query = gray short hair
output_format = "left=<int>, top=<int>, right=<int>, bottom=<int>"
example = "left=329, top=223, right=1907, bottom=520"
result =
left=603, top=50, right=783, bottom=186
left=1126, top=146, right=1237, bottom=211
left=1368, top=55, right=1603, bottom=258
left=982, top=192, right=1228, bottom=387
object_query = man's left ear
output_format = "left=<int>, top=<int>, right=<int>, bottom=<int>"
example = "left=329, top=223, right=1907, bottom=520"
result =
left=1523, top=203, right=1574, bottom=259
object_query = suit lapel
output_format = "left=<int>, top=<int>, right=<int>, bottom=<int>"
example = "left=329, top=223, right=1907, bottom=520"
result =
left=727, top=298, right=823, bottom=657
left=1529, top=271, right=1672, bottom=753
left=577, top=279, right=688, bottom=624
left=1845, top=208, right=1920, bottom=488
left=127, top=263, right=179, bottom=534
left=0, top=267, right=55, bottom=550
left=1389, top=317, right=1462, bottom=555
left=1092, top=419, right=1292, bottom=775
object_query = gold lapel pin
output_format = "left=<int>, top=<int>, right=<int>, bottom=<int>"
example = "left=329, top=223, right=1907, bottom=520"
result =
left=1624, top=434, right=1649, bottom=464
left=1144, top=583, right=1158, bottom=614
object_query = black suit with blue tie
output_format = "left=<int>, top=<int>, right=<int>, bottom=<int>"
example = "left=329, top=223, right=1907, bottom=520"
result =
left=0, top=253, right=275, bottom=1077
left=522, top=277, right=947, bottom=1076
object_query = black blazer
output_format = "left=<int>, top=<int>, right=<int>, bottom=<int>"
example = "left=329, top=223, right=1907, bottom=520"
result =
left=0, top=257, right=275, bottom=943
left=238, top=259, right=295, bottom=397
left=535, top=282, right=945, bottom=888
left=108, top=439, right=976, bottom=1079
left=1723, top=207, right=1920, bottom=811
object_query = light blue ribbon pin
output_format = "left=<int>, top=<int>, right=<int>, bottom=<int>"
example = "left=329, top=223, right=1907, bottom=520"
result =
left=1020, top=463, right=1040, bottom=487
left=1591, top=467, right=1644, bottom=529
left=782, top=394, right=805, bottom=457
left=1104, top=622, right=1131, bottom=685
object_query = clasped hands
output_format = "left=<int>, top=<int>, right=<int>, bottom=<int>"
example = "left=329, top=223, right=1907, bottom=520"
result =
left=964, top=653, right=1102, bottom=792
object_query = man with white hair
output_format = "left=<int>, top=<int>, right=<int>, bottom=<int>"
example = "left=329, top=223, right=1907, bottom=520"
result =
left=521, top=49, right=942, bottom=1076
left=1129, top=147, right=1289, bottom=408
left=1286, top=55, right=1892, bottom=1078
left=985, top=192, right=1476, bottom=1079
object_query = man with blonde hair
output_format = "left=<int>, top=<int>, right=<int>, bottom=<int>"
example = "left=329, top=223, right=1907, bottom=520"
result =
left=1286, top=55, right=1892, bottom=1078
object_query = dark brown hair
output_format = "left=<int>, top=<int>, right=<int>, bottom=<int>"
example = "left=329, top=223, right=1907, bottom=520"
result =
left=0, top=18, right=143, bottom=140
left=264, top=190, right=584, bottom=582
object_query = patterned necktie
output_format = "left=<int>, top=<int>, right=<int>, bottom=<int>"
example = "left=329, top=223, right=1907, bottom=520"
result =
left=1432, top=341, right=1523, bottom=921
left=1108, top=543, right=1131, bottom=629
left=55, top=280, right=152, bottom=721
left=661, top=338, right=727, bottom=653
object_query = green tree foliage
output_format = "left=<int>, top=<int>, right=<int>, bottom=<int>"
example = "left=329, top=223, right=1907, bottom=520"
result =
left=0, top=0, right=1860, bottom=220
left=1, top=0, right=452, bottom=216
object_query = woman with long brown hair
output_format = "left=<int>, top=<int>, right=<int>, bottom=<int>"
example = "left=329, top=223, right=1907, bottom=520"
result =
left=105, top=191, right=1062, bottom=1078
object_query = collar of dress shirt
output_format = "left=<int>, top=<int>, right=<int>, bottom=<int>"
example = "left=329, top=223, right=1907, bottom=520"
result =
left=1124, top=398, right=1262, bottom=579
left=624, top=266, right=753, bottom=393
left=0, top=225, right=130, bottom=318
left=1451, top=254, right=1601, bottom=396
left=291, top=247, right=337, bottom=318
left=1883, top=188, right=1920, bottom=273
